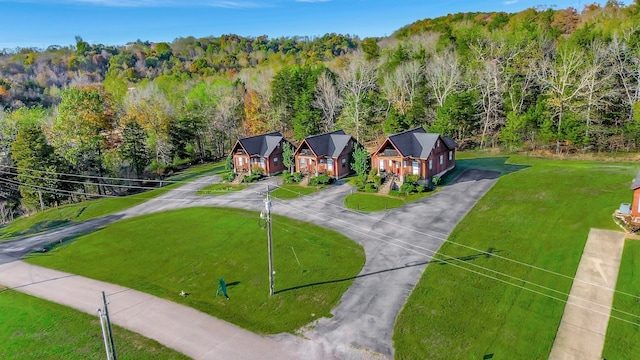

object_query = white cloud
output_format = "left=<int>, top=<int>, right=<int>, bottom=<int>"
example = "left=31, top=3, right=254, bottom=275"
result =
left=503, top=0, right=519, bottom=4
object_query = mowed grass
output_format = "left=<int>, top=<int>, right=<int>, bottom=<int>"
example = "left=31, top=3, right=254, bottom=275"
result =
left=271, top=184, right=323, bottom=199
left=602, top=239, right=640, bottom=359
left=0, top=289, right=188, bottom=360
left=394, top=155, right=639, bottom=359
left=344, top=192, right=406, bottom=212
left=196, top=183, right=247, bottom=195
left=26, top=207, right=365, bottom=334
left=0, top=161, right=225, bottom=241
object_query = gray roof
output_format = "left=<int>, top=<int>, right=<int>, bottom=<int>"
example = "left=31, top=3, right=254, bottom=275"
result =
left=303, top=130, right=352, bottom=158
left=236, top=132, right=283, bottom=157
left=387, top=127, right=456, bottom=159
left=632, top=172, right=640, bottom=189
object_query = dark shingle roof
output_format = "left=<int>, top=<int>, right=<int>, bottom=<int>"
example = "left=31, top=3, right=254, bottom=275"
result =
left=304, top=130, right=352, bottom=158
left=386, top=127, right=455, bottom=159
left=632, top=172, right=640, bottom=189
left=237, top=132, right=283, bottom=157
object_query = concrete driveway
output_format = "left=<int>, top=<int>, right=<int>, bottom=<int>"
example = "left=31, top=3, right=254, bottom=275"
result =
left=0, top=169, right=499, bottom=359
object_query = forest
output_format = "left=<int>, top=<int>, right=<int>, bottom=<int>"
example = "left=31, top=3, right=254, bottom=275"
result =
left=0, top=1, right=639, bottom=218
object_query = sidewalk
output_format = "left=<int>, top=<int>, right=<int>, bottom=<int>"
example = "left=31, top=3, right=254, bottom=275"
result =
left=0, top=261, right=301, bottom=360
left=549, top=229, right=626, bottom=360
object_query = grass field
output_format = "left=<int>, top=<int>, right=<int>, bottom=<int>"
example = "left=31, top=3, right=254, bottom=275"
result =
left=0, top=289, right=187, bottom=359
left=0, top=161, right=225, bottom=241
left=393, top=155, right=639, bottom=359
left=26, top=207, right=365, bottom=334
left=602, top=239, right=640, bottom=359
left=196, top=183, right=247, bottom=195
left=271, top=184, right=323, bottom=199
left=343, top=190, right=438, bottom=212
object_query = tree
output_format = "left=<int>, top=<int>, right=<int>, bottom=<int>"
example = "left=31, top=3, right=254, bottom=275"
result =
left=119, top=121, right=150, bottom=178
left=11, top=123, right=62, bottom=211
left=424, top=48, right=461, bottom=109
left=537, top=47, right=589, bottom=153
left=53, top=86, right=115, bottom=194
left=313, top=70, right=342, bottom=133
left=282, top=142, right=295, bottom=173
left=338, top=51, right=378, bottom=142
left=351, top=144, right=370, bottom=181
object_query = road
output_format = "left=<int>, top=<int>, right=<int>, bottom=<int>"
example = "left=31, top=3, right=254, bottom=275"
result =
left=0, top=169, right=499, bottom=359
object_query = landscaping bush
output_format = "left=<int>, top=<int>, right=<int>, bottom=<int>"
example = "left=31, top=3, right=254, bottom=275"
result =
left=399, top=183, right=416, bottom=195
left=223, top=171, right=235, bottom=183
left=283, top=171, right=304, bottom=184
left=364, top=183, right=378, bottom=193
left=251, top=165, right=264, bottom=176
left=308, top=174, right=332, bottom=186
left=416, top=185, right=426, bottom=193
left=243, top=173, right=262, bottom=183
left=353, top=178, right=366, bottom=191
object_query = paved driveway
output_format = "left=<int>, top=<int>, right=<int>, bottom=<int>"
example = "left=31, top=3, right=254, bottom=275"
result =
left=0, top=169, right=499, bottom=359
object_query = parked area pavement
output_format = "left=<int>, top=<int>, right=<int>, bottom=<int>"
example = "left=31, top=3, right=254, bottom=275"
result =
left=549, top=229, right=626, bottom=360
left=0, top=169, right=500, bottom=359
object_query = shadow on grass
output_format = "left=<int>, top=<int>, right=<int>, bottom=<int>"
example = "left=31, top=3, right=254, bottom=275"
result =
left=275, top=260, right=429, bottom=294
left=442, top=157, right=529, bottom=186
left=432, top=247, right=500, bottom=265
left=10, top=220, right=72, bottom=238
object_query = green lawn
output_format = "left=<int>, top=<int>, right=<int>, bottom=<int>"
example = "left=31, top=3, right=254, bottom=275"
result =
left=26, top=207, right=365, bottom=334
left=0, top=289, right=187, bottom=360
left=344, top=192, right=407, bottom=212
left=393, top=155, right=639, bottom=359
left=0, top=161, right=225, bottom=241
left=602, top=239, right=640, bottom=360
left=196, top=183, right=247, bottom=195
left=271, top=184, right=323, bottom=199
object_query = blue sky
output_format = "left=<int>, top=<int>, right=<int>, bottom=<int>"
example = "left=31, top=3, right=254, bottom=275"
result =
left=0, top=0, right=630, bottom=49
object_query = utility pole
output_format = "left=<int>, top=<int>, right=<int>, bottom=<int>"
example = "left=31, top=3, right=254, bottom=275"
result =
left=98, top=291, right=117, bottom=360
left=37, top=190, right=44, bottom=211
left=261, top=185, right=275, bottom=296
left=266, top=185, right=275, bottom=296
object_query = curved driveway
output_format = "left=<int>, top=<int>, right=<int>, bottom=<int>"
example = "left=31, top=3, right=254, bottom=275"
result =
left=0, top=169, right=499, bottom=359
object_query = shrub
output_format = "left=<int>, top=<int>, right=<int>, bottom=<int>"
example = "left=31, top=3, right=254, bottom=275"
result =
left=223, top=171, right=236, bottom=183
left=416, top=185, right=426, bottom=193
left=309, top=174, right=332, bottom=186
left=251, top=165, right=264, bottom=176
left=243, top=173, right=262, bottom=183
left=405, top=174, right=420, bottom=185
left=400, top=183, right=416, bottom=195
left=432, top=176, right=441, bottom=186
left=353, top=178, right=366, bottom=191
left=364, top=183, right=378, bottom=193
left=293, top=172, right=304, bottom=183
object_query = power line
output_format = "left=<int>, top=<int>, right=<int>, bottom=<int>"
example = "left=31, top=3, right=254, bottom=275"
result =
left=273, top=183, right=640, bottom=302
left=276, top=197, right=640, bottom=326
left=0, top=164, right=219, bottom=186
left=0, top=169, right=219, bottom=194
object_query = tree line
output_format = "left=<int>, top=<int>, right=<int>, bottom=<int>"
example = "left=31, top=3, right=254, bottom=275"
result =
left=1, top=2, right=640, bottom=219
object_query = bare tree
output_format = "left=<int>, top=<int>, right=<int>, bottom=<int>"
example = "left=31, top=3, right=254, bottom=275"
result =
left=424, top=47, right=461, bottom=108
left=313, top=71, right=342, bottom=132
left=537, top=47, right=589, bottom=153
left=579, top=42, right=613, bottom=142
left=609, top=32, right=640, bottom=121
left=382, top=60, right=422, bottom=117
left=338, top=51, right=378, bottom=142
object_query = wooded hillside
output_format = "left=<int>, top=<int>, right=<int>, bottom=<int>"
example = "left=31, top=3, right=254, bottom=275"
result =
left=1, top=1, right=640, bottom=217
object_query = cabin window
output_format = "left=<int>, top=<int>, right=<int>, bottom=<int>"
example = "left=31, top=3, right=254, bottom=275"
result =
left=327, top=158, right=333, bottom=167
left=342, top=158, right=347, bottom=167
left=439, top=154, right=444, bottom=165
left=260, top=158, right=266, bottom=167
left=274, top=157, right=279, bottom=164
left=412, top=161, right=419, bottom=175
left=238, top=157, right=244, bottom=165
left=300, top=158, right=306, bottom=166
left=428, top=159, right=433, bottom=170
left=436, top=140, right=440, bottom=148
left=449, top=151, right=453, bottom=161
left=379, top=160, right=385, bottom=170
left=403, top=160, right=407, bottom=167
left=320, top=158, right=324, bottom=164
